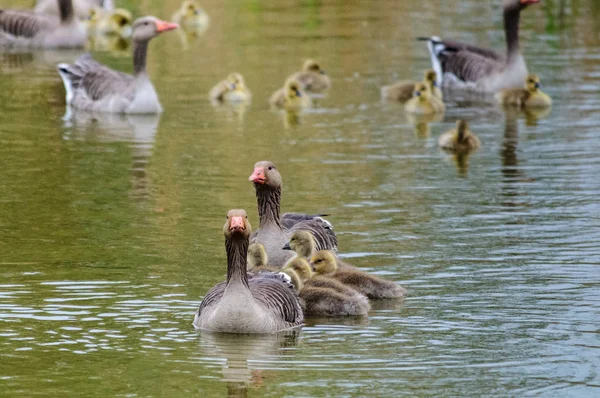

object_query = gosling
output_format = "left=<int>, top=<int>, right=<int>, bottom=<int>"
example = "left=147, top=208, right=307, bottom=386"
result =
left=404, top=82, right=445, bottom=115
left=283, top=230, right=357, bottom=271
left=288, top=59, right=332, bottom=93
left=269, top=79, right=311, bottom=111
left=210, top=73, right=252, bottom=103
left=381, top=69, right=442, bottom=103
left=172, top=1, right=210, bottom=29
left=495, top=74, right=552, bottom=109
left=438, top=120, right=481, bottom=154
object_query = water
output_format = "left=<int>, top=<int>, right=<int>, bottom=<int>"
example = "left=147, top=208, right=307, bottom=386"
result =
left=1, top=0, right=599, bottom=396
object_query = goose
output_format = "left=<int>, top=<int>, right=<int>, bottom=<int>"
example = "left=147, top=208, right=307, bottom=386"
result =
left=381, top=69, right=442, bottom=103
left=288, top=59, right=332, bottom=93
left=249, top=161, right=337, bottom=268
left=419, top=0, right=541, bottom=92
left=35, top=0, right=111, bottom=19
left=283, top=230, right=357, bottom=271
left=86, top=7, right=133, bottom=37
left=438, top=120, right=481, bottom=153
left=310, top=250, right=407, bottom=299
left=209, top=73, right=252, bottom=103
left=172, top=1, right=209, bottom=30
left=57, top=16, right=178, bottom=114
left=0, top=0, right=86, bottom=49
left=285, top=257, right=370, bottom=316
left=193, top=209, right=304, bottom=333
left=495, top=73, right=551, bottom=108
left=269, top=79, right=311, bottom=111
left=404, top=82, right=445, bottom=115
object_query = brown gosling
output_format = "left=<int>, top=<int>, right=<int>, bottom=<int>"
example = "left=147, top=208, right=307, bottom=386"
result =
left=310, top=250, right=407, bottom=299
left=438, top=120, right=481, bottom=154
left=404, top=82, right=445, bottom=115
left=288, top=59, right=332, bottom=93
left=269, top=79, right=311, bottom=111
left=286, top=258, right=369, bottom=316
left=209, top=73, right=251, bottom=103
left=381, top=69, right=442, bottom=103
left=247, top=243, right=269, bottom=272
left=495, top=73, right=552, bottom=108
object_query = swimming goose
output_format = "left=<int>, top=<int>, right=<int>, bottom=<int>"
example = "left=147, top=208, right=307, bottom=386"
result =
left=0, top=0, right=86, bottom=49
left=35, top=0, right=110, bottom=19
left=495, top=73, right=551, bottom=108
left=288, top=59, right=332, bottom=93
left=86, top=7, right=133, bottom=37
left=285, top=257, right=369, bottom=316
left=193, top=209, right=304, bottom=333
left=57, top=16, right=178, bottom=114
left=438, top=120, right=481, bottom=153
left=419, top=0, right=540, bottom=92
left=311, top=250, right=407, bottom=299
left=381, top=69, right=442, bottom=103
left=404, top=83, right=445, bottom=115
left=210, top=73, right=252, bottom=103
left=172, top=1, right=209, bottom=29
left=249, top=161, right=337, bottom=269
left=269, top=79, right=311, bottom=111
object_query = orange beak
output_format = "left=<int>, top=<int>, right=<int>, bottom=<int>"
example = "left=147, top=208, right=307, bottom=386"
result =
left=230, top=216, right=245, bottom=232
left=520, top=0, right=540, bottom=4
left=155, top=20, right=179, bottom=33
left=249, top=168, right=266, bottom=184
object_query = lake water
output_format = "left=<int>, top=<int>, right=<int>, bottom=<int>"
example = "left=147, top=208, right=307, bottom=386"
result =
left=1, top=0, right=599, bottom=396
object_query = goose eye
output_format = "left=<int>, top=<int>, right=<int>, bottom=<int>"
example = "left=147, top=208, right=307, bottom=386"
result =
left=268, top=166, right=273, bottom=170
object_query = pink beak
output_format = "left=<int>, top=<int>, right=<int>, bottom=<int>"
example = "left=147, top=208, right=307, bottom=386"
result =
left=155, top=20, right=179, bottom=33
left=249, top=168, right=266, bottom=184
left=520, top=0, right=540, bottom=4
left=230, top=216, right=245, bottom=232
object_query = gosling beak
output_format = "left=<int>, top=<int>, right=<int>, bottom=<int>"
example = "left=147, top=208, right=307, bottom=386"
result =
left=309, top=263, right=316, bottom=271
left=295, top=89, right=302, bottom=97
left=249, top=167, right=266, bottom=184
left=534, top=82, right=540, bottom=89
left=320, top=70, right=326, bottom=75
left=414, top=91, right=421, bottom=97
left=193, top=9, right=200, bottom=15
left=155, top=20, right=179, bottom=33
left=230, top=216, right=245, bottom=233
left=282, top=242, right=291, bottom=250
left=230, top=83, right=236, bottom=90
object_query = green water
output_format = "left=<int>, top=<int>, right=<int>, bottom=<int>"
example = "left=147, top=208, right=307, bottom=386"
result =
left=1, top=0, right=599, bottom=396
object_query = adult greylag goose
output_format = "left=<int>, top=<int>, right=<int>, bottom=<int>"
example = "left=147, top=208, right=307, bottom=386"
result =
left=269, top=79, right=311, bottom=110
left=495, top=73, right=551, bottom=108
left=193, top=209, right=304, bottom=333
left=57, top=16, right=178, bottom=114
left=209, top=73, right=251, bottom=103
left=438, top=120, right=481, bottom=153
left=0, top=0, right=86, bottom=49
left=249, top=161, right=337, bottom=269
left=381, top=69, right=442, bottom=103
left=288, top=59, right=332, bottom=93
left=404, top=83, right=445, bottom=115
left=311, top=250, right=407, bottom=299
left=35, top=0, right=111, bottom=19
left=419, top=0, right=540, bottom=92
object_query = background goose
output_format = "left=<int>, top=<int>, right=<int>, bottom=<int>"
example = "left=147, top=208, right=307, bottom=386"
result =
left=495, top=73, right=552, bottom=108
left=57, top=16, right=178, bottom=114
left=35, top=0, right=111, bottom=19
left=419, top=0, right=540, bottom=92
left=438, top=120, right=481, bottom=153
left=381, top=69, right=442, bottom=103
left=209, top=73, right=251, bottom=103
left=269, top=79, right=311, bottom=110
left=311, top=250, right=407, bottom=299
left=193, top=209, right=304, bottom=333
left=404, top=83, right=445, bottom=115
left=249, top=161, right=337, bottom=268
left=288, top=59, right=332, bottom=93
left=0, top=0, right=86, bottom=48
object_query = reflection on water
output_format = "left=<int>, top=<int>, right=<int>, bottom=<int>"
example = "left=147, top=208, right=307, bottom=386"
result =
left=1, top=0, right=600, bottom=396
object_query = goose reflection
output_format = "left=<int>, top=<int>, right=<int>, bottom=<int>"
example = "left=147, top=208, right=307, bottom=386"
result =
left=500, top=108, right=533, bottom=208
left=197, top=330, right=300, bottom=396
left=62, top=109, right=160, bottom=201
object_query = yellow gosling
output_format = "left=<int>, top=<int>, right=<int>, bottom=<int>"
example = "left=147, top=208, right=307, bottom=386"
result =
left=172, top=1, right=209, bottom=29
left=495, top=73, right=552, bottom=108
left=269, top=79, right=311, bottom=111
left=209, top=73, right=252, bottom=103
left=438, top=120, right=481, bottom=154
left=288, top=59, right=332, bottom=93
left=404, top=82, right=445, bottom=115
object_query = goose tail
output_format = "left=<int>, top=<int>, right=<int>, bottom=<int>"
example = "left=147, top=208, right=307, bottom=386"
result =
left=56, top=63, right=75, bottom=105
left=417, top=36, right=444, bottom=87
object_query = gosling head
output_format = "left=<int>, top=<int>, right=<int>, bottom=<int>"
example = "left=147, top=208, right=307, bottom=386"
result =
left=424, top=69, right=438, bottom=87
left=285, top=257, right=314, bottom=282
left=285, top=79, right=303, bottom=100
left=111, top=9, right=133, bottom=28
left=249, top=160, right=282, bottom=190
left=303, top=59, right=325, bottom=75
left=247, top=243, right=268, bottom=270
left=223, top=209, right=251, bottom=240
left=413, top=82, right=430, bottom=101
left=525, top=73, right=541, bottom=92
left=283, top=230, right=316, bottom=258
left=227, top=73, right=246, bottom=91
left=310, top=250, right=338, bottom=275
left=87, top=7, right=100, bottom=22
left=456, top=119, right=470, bottom=142
left=183, top=1, right=202, bottom=17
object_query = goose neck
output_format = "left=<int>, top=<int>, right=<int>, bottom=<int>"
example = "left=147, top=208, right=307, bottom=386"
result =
left=504, top=6, right=521, bottom=63
left=58, top=0, right=75, bottom=24
left=225, top=236, right=250, bottom=288
left=256, top=186, right=282, bottom=229
left=133, top=39, right=150, bottom=76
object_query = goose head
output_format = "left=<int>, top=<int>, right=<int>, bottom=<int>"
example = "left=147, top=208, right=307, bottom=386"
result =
left=303, top=59, right=326, bottom=75
left=224, top=209, right=252, bottom=239
left=424, top=69, right=438, bottom=87
left=132, top=16, right=179, bottom=42
left=310, top=250, right=338, bottom=275
left=285, top=79, right=304, bottom=101
left=285, top=257, right=314, bottom=282
left=227, top=73, right=246, bottom=92
left=525, top=73, right=541, bottom=92
left=283, top=230, right=315, bottom=258
left=247, top=242, right=268, bottom=270
left=412, top=83, right=430, bottom=102
left=249, top=161, right=282, bottom=190
left=504, top=0, right=540, bottom=11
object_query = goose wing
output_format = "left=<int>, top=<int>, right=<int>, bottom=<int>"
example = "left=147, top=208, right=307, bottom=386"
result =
left=60, top=54, right=134, bottom=101
left=440, top=48, right=503, bottom=84
left=196, top=281, right=226, bottom=315
left=281, top=213, right=331, bottom=229
left=0, top=10, right=53, bottom=38
left=436, top=39, right=504, bottom=62
left=249, top=273, right=303, bottom=325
